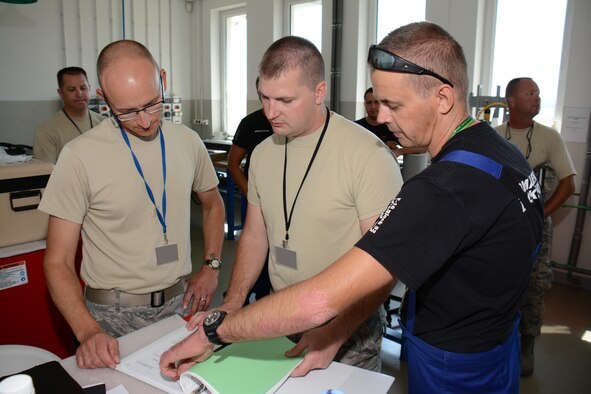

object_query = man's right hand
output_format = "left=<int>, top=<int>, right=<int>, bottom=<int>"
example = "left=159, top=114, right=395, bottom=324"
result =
left=75, top=329, right=120, bottom=369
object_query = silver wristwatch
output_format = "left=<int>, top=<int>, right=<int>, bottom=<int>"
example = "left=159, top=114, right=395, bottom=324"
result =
left=204, top=254, right=222, bottom=270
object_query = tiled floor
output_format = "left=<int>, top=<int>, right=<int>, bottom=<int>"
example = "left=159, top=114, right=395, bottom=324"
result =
left=190, top=199, right=591, bottom=393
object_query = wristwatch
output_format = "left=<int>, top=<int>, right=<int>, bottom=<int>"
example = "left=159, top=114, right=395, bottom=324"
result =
left=204, top=254, right=222, bottom=270
left=203, top=310, right=227, bottom=345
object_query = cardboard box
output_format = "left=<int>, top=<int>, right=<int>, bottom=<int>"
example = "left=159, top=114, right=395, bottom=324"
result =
left=0, top=159, right=54, bottom=248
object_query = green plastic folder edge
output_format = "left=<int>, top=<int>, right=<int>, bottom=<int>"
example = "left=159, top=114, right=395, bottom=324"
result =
left=181, top=336, right=302, bottom=394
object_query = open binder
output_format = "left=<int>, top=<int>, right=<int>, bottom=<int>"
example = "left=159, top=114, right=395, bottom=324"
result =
left=116, top=325, right=302, bottom=393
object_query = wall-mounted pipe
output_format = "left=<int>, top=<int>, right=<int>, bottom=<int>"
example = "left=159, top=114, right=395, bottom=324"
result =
left=121, top=0, right=125, bottom=39
left=329, top=0, right=342, bottom=112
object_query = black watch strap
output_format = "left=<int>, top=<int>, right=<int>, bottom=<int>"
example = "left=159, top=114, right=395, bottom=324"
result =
left=203, top=310, right=227, bottom=345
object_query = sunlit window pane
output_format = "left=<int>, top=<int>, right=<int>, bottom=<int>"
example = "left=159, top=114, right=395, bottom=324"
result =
left=290, top=1, right=322, bottom=52
left=224, top=13, right=247, bottom=136
left=492, top=0, right=567, bottom=127
left=376, top=0, right=425, bottom=43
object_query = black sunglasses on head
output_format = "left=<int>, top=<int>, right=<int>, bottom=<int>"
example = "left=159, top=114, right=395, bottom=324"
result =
left=368, top=44, right=454, bottom=88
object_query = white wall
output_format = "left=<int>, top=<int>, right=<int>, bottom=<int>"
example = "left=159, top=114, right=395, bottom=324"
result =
left=548, top=0, right=591, bottom=278
left=0, top=0, right=194, bottom=144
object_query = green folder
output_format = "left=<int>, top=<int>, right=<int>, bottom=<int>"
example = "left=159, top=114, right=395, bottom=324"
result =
left=179, top=336, right=303, bottom=394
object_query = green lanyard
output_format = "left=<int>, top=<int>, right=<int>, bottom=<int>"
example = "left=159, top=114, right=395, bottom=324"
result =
left=449, top=115, right=474, bottom=140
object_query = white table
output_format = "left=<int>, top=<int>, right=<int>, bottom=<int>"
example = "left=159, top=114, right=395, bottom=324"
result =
left=60, top=315, right=395, bottom=393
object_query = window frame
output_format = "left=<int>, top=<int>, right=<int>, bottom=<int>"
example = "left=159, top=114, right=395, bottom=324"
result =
left=479, top=0, right=569, bottom=128
left=219, top=6, right=247, bottom=137
left=283, top=0, right=322, bottom=52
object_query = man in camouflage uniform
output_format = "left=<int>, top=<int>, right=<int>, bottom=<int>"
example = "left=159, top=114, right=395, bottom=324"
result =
left=495, top=77, right=576, bottom=376
left=519, top=164, right=557, bottom=366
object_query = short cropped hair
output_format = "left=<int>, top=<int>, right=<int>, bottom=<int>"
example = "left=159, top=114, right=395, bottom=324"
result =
left=259, top=36, right=325, bottom=90
left=57, top=67, right=88, bottom=88
left=364, top=87, right=374, bottom=100
left=376, top=22, right=469, bottom=102
left=505, top=77, right=532, bottom=98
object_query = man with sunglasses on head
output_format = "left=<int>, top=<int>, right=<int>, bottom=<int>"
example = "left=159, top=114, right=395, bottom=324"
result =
left=39, top=40, right=225, bottom=370
left=495, top=77, right=576, bottom=376
left=34, top=67, right=106, bottom=163
left=161, top=23, right=542, bottom=393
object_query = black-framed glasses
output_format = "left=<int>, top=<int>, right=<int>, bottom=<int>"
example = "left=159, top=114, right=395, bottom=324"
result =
left=368, top=45, right=454, bottom=88
left=105, top=77, right=165, bottom=122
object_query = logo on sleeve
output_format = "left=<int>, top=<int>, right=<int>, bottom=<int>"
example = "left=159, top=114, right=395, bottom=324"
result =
left=369, top=197, right=401, bottom=234
left=518, top=171, right=542, bottom=211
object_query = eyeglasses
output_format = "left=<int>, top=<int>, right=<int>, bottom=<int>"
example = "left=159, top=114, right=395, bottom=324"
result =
left=114, top=100, right=164, bottom=122
left=104, top=77, right=165, bottom=122
left=368, top=45, right=454, bottom=88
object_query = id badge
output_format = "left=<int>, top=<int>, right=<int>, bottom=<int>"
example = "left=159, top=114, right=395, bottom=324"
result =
left=156, top=243, right=179, bottom=265
left=275, top=245, right=298, bottom=270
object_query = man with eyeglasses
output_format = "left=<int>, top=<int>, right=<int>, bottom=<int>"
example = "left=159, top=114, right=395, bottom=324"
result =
left=161, top=23, right=542, bottom=393
left=495, top=77, right=576, bottom=377
left=39, top=40, right=225, bottom=370
left=34, top=67, right=106, bottom=164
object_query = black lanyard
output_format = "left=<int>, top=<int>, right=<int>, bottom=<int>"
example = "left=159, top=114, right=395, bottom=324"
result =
left=282, top=108, right=330, bottom=247
left=505, top=123, right=533, bottom=159
left=63, top=108, right=93, bottom=134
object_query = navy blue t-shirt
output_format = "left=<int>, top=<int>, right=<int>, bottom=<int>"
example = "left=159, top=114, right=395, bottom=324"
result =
left=355, top=117, right=399, bottom=145
left=232, top=109, right=273, bottom=176
left=356, top=121, right=543, bottom=352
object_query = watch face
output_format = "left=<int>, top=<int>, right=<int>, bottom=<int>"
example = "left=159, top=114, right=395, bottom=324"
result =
left=204, top=310, right=221, bottom=326
left=207, top=257, right=222, bottom=270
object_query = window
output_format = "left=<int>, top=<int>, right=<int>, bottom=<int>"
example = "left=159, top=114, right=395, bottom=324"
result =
left=376, top=0, right=425, bottom=43
left=221, top=9, right=247, bottom=137
left=491, top=0, right=568, bottom=127
left=286, top=0, right=322, bottom=52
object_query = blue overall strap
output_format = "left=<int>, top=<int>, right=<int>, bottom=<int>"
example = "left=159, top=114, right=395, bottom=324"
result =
left=439, top=150, right=502, bottom=179
left=399, top=149, right=537, bottom=393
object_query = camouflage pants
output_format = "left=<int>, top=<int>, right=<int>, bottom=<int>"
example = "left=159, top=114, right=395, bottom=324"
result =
left=86, top=293, right=186, bottom=338
left=520, top=217, right=553, bottom=337
left=288, top=309, right=384, bottom=372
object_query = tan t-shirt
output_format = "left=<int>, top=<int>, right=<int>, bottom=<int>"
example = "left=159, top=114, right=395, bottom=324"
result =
left=34, top=110, right=106, bottom=164
left=38, top=119, right=219, bottom=293
left=248, top=112, right=403, bottom=291
left=495, top=121, right=576, bottom=180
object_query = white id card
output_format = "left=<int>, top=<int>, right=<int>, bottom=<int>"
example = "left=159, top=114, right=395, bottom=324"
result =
left=156, top=243, right=179, bottom=265
left=275, top=245, right=298, bottom=270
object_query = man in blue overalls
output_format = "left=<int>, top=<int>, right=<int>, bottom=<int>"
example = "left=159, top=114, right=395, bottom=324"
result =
left=161, top=22, right=543, bottom=393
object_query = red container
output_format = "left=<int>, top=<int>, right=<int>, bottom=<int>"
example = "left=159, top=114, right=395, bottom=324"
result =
left=0, top=245, right=82, bottom=359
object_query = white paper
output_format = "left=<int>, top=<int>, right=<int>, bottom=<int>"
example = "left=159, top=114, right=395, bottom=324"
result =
left=277, top=362, right=394, bottom=394
left=116, top=326, right=195, bottom=394
left=562, top=106, right=590, bottom=143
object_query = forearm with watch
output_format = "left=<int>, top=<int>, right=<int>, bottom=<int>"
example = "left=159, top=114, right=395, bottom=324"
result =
left=204, top=254, right=223, bottom=271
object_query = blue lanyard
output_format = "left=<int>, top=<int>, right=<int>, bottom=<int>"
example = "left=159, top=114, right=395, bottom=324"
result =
left=119, top=126, right=168, bottom=243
